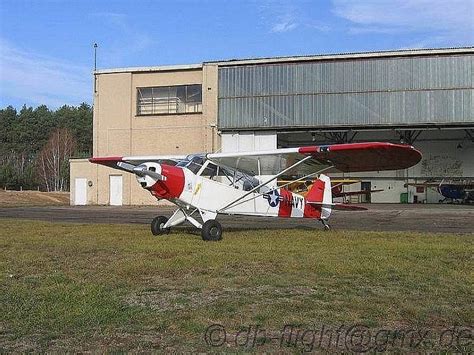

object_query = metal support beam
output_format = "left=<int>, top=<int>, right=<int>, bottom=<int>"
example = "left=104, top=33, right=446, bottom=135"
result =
left=396, top=130, right=422, bottom=145
left=312, top=130, right=358, bottom=144
left=465, top=129, right=474, bottom=142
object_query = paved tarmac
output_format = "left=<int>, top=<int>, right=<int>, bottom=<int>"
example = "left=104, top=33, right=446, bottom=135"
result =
left=0, top=204, right=473, bottom=234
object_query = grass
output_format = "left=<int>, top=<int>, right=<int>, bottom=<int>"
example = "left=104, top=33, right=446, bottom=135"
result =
left=0, top=219, right=472, bottom=352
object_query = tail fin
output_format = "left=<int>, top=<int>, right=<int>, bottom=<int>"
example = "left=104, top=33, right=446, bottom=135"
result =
left=306, top=174, right=332, bottom=219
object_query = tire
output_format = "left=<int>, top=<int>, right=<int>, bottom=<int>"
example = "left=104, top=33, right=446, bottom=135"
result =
left=201, top=220, right=223, bottom=241
left=151, top=216, right=170, bottom=236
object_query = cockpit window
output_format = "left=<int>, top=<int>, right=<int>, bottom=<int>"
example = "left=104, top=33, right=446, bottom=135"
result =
left=176, top=154, right=206, bottom=174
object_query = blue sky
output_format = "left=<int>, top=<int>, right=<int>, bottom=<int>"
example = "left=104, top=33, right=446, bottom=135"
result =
left=0, top=0, right=472, bottom=108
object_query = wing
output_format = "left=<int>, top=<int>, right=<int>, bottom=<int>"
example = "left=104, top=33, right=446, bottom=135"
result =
left=207, top=142, right=421, bottom=176
left=89, top=155, right=186, bottom=172
left=405, top=182, right=440, bottom=188
left=333, top=189, right=384, bottom=198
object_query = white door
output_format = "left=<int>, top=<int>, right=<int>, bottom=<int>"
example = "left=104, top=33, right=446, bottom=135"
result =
left=109, top=175, right=123, bottom=206
left=74, top=178, right=87, bottom=205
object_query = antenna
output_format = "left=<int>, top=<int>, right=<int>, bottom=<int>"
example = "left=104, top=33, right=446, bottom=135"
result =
left=94, top=43, right=98, bottom=71
left=93, top=43, right=98, bottom=93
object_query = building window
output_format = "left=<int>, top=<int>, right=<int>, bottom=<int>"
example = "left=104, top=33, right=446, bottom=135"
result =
left=137, top=84, right=202, bottom=115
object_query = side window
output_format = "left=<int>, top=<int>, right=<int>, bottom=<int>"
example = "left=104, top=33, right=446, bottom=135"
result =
left=137, top=85, right=202, bottom=116
left=201, top=163, right=218, bottom=180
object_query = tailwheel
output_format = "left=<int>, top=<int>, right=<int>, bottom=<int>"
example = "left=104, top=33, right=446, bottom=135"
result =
left=201, top=220, right=223, bottom=241
left=151, top=216, right=171, bottom=236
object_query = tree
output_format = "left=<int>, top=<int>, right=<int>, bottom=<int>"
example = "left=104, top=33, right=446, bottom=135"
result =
left=0, top=103, right=92, bottom=190
left=36, top=128, right=77, bottom=192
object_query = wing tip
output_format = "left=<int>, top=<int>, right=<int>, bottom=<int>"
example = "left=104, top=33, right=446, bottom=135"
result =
left=89, top=156, right=123, bottom=165
left=300, top=142, right=422, bottom=172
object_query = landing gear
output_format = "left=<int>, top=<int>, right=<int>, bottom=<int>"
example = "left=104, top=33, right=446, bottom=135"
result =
left=321, top=219, right=331, bottom=231
left=149, top=209, right=223, bottom=241
left=151, top=216, right=171, bottom=235
left=201, top=220, right=223, bottom=241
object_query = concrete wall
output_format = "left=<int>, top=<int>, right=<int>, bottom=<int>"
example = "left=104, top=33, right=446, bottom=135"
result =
left=71, top=64, right=220, bottom=205
left=70, top=159, right=98, bottom=205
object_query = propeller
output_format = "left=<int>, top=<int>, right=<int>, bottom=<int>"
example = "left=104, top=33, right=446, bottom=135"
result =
left=117, top=162, right=166, bottom=181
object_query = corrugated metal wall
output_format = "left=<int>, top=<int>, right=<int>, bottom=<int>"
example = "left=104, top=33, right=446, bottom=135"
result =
left=218, top=55, right=473, bottom=129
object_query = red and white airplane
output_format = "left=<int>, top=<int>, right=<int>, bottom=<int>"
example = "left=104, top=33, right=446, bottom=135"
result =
left=90, top=142, right=421, bottom=241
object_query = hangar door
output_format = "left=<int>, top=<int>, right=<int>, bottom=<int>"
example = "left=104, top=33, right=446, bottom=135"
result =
left=74, top=178, right=87, bottom=205
left=109, top=175, right=123, bottom=206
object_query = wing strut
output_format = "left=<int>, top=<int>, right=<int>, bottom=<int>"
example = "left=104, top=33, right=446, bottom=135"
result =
left=219, top=165, right=334, bottom=212
left=219, top=155, right=313, bottom=211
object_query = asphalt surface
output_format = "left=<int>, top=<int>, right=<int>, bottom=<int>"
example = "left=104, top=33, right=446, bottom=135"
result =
left=0, top=204, right=473, bottom=234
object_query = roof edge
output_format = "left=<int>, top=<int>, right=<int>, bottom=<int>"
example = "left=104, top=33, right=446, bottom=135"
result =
left=93, top=47, right=474, bottom=74
left=94, top=63, right=202, bottom=75
left=206, top=47, right=474, bottom=66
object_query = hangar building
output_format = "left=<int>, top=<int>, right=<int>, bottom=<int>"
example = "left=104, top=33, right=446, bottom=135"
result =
left=70, top=47, right=474, bottom=205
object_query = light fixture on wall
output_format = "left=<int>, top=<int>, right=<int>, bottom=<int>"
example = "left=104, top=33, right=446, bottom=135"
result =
left=311, top=133, right=316, bottom=142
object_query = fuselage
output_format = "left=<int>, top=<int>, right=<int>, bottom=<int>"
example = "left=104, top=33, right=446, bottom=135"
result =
left=137, top=163, right=330, bottom=219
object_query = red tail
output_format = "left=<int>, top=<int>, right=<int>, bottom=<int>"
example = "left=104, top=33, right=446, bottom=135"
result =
left=306, top=178, right=325, bottom=203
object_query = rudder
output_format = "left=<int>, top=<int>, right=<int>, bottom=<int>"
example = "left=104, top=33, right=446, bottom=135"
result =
left=306, top=174, right=332, bottom=219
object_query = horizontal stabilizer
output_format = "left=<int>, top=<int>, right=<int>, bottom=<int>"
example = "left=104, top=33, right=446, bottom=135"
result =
left=306, top=201, right=368, bottom=211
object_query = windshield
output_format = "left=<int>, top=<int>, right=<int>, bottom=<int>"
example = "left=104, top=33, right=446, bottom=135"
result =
left=176, top=154, right=207, bottom=174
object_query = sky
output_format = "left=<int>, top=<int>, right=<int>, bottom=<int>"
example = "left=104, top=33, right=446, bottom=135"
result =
left=0, top=0, right=473, bottom=109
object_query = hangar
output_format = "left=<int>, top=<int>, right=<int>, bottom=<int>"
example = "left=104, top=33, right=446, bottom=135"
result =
left=70, top=47, right=474, bottom=205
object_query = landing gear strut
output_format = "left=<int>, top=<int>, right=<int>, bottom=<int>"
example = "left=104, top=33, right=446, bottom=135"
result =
left=151, top=216, right=171, bottom=235
left=321, top=219, right=331, bottom=231
left=149, top=209, right=223, bottom=241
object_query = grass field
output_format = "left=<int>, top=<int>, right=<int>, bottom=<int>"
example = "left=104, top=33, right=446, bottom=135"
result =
left=0, top=219, right=472, bottom=352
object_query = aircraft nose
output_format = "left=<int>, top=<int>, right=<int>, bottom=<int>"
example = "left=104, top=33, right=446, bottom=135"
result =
left=135, top=163, right=167, bottom=188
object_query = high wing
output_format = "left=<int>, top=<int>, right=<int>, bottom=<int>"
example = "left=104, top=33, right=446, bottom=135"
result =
left=89, top=155, right=186, bottom=172
left=207, top=142, right=422, bottom=176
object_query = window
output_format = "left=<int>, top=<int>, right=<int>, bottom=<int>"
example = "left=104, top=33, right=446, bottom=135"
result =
left=137, top=84, right=202, bottom=115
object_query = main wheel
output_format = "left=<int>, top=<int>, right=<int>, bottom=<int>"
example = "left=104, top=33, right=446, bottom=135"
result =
left=201, top=220, right=223, bottom=241
left=151, top=216, right=170, bottom=236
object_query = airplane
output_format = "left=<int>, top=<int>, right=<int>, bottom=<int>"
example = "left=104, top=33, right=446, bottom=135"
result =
left=90, top=142, right=422, bottom=241
left=406, top=179, right=474, bottom=204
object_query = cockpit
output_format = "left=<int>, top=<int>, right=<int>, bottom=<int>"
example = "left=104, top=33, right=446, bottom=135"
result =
left=176, top=154, right=207, bottom=174
left=177, top=154, right=261, bottom=192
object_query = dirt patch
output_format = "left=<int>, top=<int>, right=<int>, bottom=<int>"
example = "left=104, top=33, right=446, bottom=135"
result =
left=125, top=285, right=318, bottom=312
left=0, top=190, right=69, bottom=207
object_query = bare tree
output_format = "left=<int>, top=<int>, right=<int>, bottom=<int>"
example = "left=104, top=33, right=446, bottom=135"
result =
left=37, top=128, right=77, bottom=191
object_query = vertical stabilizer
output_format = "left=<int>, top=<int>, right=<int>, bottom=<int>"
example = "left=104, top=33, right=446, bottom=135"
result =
left=306, top=174, right=332, bottom=219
